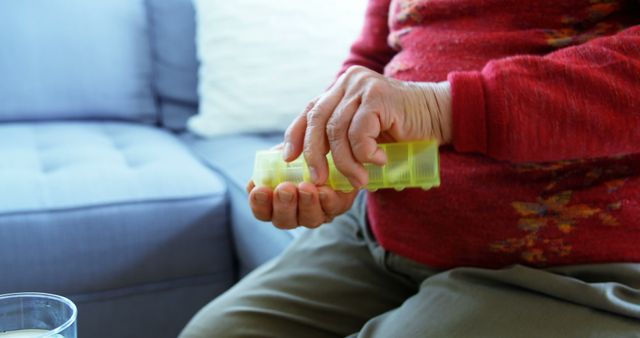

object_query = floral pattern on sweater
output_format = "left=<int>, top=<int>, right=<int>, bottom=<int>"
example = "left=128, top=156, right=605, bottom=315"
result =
left=545, top=0, right=627, bottom=47
left=490, top=157, right=632, bottom=265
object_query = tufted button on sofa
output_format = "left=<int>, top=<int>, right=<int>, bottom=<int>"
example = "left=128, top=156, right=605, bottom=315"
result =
left=0, top=121, right=233, bottom=338
left=0, top=0, right=240, bottom=336
left=0, top=0, right=309, bottom=336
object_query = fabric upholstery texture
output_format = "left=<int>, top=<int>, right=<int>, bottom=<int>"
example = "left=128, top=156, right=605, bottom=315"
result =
left=146, top=0, right=199, bottom=129
left=183, top=133, right=281, bottom=190
left=0, top=122, right=219, bottom=214
left=159, top=101, right=198, bottom=132
left=75, top=280, right=229, bottom=338
left=0, top=0, right=156, bottom=122
left=183, top=133, right=304, bottom=275
left=0, top=122, right=233, bottom=336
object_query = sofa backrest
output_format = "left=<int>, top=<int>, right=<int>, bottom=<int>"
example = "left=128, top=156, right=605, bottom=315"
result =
left=146, top=0, right=199, bottom=130
left=0, top=0, right=200, bottom=126
left=0, top=0, right=157, bottom=123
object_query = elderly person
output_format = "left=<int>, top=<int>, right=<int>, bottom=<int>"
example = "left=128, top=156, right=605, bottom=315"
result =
left=181, top=0, right=640, bottom=337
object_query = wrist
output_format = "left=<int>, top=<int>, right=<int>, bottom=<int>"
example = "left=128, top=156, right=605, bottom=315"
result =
left=432, top=81, right=452, bottom=144
left=406, top=81, right=453, bottom=144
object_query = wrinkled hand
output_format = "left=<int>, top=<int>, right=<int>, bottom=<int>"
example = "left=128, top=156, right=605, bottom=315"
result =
left=247, top=66, right=451, bottom=229
left=247, top=144, right=358, bottom=229
left=247, top=181, right=358, bottom=229
left=283, top=65, right=452, bottom=188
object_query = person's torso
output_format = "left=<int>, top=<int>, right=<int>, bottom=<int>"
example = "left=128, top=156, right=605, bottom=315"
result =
left=369, top=0, right=640, bottom=268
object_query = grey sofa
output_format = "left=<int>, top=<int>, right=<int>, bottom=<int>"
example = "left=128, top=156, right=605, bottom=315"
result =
left=0, top=0, right=295, bottom=337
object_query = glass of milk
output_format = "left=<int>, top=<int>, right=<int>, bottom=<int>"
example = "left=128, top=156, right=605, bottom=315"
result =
left=0, top=293, right=77, bottom=338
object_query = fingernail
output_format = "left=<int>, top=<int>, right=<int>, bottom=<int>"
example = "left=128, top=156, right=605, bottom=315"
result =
left=254, top=192, right=269, bottom=205
left=309, top=166, right=318, bottom=183
left=283, top=142, right=293, bottom=160
left=350, top=178, right=363, bottom=190
left=299, top=190, right=312, bottom=203
left=368, top=148, right=378, bottom=160
left=369, top=148, right=387, bottom=164
left=278, top=190, right=294, bottom=203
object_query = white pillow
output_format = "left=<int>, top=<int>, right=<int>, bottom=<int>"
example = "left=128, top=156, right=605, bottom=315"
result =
left=189, top=0, right=367, bottom=137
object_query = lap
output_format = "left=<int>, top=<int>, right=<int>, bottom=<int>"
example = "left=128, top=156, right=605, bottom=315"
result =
left=180, top=194, right=640, bottom=338
left=354, top=264, right=640, bottom=338
left=179, top=195, right=421, bottom=338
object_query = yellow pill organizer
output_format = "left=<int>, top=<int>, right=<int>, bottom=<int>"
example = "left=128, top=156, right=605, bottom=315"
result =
left=252, top=140, right=440, bottom=192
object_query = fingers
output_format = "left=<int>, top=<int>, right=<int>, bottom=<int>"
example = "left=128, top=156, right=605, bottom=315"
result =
left=249, top=180, right=357, bottom=229
left=318, top=186, right=358, bottom=220
left=293, top=66, right=388, bottom=189
left=249, top=186, right=273, bottom=222
left=270, top=143, right=284, bottom=151
left=296, top=182, right=324, bottom=228
left=349, top=103, right=387, bottom=166
left=326, top=98, right=369, bottom=188
left=272, top=182, right=298, bottom=229
left=246, top=180, right=255, bottom=194
left=303, top=87, right=345, bottom=185
left=283, top=98, right=318, bottom=162
left=252, top=66, right=389, bottom=228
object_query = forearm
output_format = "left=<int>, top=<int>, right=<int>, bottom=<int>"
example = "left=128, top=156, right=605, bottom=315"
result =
left=449, top=25, right=640, bottom=163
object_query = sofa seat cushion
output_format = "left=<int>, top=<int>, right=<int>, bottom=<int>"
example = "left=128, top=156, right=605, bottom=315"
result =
left=0, top=121, right=232, bottom=297
left=183, top=133, right=282, bottom=191
left=183, top=133, right=304, bottom=275
left=0, top=121, right=221, bottom=213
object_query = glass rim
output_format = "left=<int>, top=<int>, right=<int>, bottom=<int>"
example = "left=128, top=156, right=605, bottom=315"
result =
left=0, top=292, right=77, bottom=337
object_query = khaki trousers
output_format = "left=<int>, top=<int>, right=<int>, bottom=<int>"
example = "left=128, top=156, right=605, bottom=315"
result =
left=180, top=195, right=640, bottom=338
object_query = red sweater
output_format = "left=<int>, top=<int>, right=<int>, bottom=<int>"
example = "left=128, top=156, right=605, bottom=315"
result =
left=342, top=0, right=640, bottom=268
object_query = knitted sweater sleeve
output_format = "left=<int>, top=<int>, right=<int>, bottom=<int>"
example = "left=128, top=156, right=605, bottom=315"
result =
left=339, top=0, right=396, bottom=75
left=448, top=25, right=640, bottom=163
